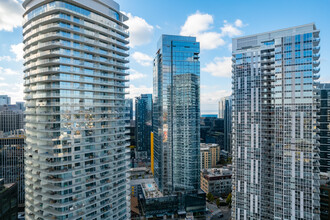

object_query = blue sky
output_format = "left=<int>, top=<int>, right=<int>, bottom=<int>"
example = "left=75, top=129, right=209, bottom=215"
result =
left=0, top=0, right=329, bottom=114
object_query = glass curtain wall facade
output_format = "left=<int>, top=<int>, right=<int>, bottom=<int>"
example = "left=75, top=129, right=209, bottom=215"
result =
left=232, top=24, right=320, bottom=220
left=23, top=0, right=130, bottom=219
left=153, top=35, right=200, bottom=194
left=0, top=105, right=24, bottom=133
left=0, top=133, right=25, bottom=208
left=223, top=96, right=232, bottom=153
left=135, top=94, right=152, bottom=160
left=318, top=83, right=330, bottom=172
left=0, top=95, right=11, bottom=106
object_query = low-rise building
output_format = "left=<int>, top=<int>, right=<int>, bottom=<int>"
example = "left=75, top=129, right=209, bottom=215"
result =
left=200, top=167, right=232, bottom=197
left=0, top=179, right=18, bottom=219
left=130, top=179, right=206, bottom=219
left=200, top=143, right=220, bottom=169
left=130, top=167, right=152, bottom=180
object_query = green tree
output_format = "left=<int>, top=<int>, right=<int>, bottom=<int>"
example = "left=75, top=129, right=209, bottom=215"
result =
left=216, top=198, right=220, bottom=207
left=226, top=193, right=232, bottom=205
left=206, top=192, right=214, bottom=202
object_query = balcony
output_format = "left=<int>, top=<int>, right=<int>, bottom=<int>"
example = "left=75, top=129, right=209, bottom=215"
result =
left=313, top=53, right=320, bottom=60
left=313, top=67, right=320, bottom=74
left=261, top=64, right=275, bottom=70
left=313, top=74, right=320, bottom=80
left=313, top=38, right=320, bottom=46
left=313, top=60, right=320, bottom=67
left=261, top=51, right=275, bottom=57
left=313, top=46, right=320, bottom=54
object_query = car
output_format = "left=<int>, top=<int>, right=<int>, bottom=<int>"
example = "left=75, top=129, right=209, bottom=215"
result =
left=217, top=212, right=224, bottom=218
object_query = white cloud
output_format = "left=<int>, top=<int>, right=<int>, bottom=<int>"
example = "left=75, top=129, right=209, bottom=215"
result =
left=129, top=69, right=147, bottom=80
left=220, top=20, right=243, bottom=37
left=201, top=89, right=231, bottom=106
left=124, top=12, right=154, bottom=48
left=202, top=56, right=232, bottom=78
left=197, top=32, right=225, bottom=50
left=235, top=19, right=244, bottom=28
left=156, top=25, right=161, bottom=29
left=0, top=66, right=20, bottom=76
left=227, top=43, right=233, bottom=51
left=132, top=51, right=153, bottom=66
left=0, top=56, right=12, bottom=61
left=180, top=11, right=213, bottom=36
left=10, top=43, right=24, bottom=61
left=0, top=82, right=24, bottom=103
left=0, top=0, right=24, bottom=31
left=200, top=88, right=231, bottom=114
left=180, top=12, right=245, bottom=50
left=127, top=84, right=152, bottom=99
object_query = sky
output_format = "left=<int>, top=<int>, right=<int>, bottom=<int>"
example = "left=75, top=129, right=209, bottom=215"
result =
left=0, top=0, right=329, bottom=114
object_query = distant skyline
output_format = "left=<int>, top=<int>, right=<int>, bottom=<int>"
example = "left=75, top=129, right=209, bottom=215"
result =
left=0, top=0, right=329, bottom=113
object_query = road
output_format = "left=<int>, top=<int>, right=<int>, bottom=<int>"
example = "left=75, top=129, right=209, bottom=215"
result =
left=206, top=202, right=231, bottom=220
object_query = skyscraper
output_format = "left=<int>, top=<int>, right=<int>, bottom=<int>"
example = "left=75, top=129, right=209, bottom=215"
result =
left=0, top=105, right=24, bottom=133
left=23, top=0, right=130, bottom=219
left=318, top=83, right=330, bottom=172
left=232, top=24, right=320, bottom=219
left=0, top=130, right=25, bottom=209
left=223, top=96, right=232, bottom=153
left=135, top=94, right=152, bottom=160
left=153, top=35, right=200, bottom=194
left=0, top=95, right=11, bottom=106
left=125, top=98, right=133, bottom=121
left=218, top=98, right=226, bottom=119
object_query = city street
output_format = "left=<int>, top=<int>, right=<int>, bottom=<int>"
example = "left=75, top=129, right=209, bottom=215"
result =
left=206, top=202, right=231, bottom=220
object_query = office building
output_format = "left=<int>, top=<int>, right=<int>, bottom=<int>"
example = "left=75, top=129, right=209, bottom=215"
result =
left=200, top=167, right=232, bottom=197
left=132, top=179, right=205, bottom=219
left=0, top=95, right=11, bottom=106
left=232, top=24, right=320, bottom=219
left=15, top=102, right=25, bottom=111
left=200, top=143, right=220, bottom=169
left=0, top=105, right=24, bottom=133
left=218, top=96, right=232, bottom=152
left=153, top=35, right=200, bottom=194
left=0, top=130, right=25, bottom=210
left=125, top=98, right=133, bottom=121
left=223, top=96, right=232, bottom=153
left=23, top=0, right=130, bottom=219
left=0, top=179, right=18, bottom=219
left=218, top=98, right=226, bottom=119
left=318, top=83, right=330, bottom=172
left=135, top=94, right=152, bottom=160
left=200, top=116, right=224, bottom=145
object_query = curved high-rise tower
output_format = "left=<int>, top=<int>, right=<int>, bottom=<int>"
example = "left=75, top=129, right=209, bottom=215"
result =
left=22, top=0, right=130, bottom=219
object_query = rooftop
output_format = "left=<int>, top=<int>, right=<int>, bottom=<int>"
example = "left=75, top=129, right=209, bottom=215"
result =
left=202, top=167, right=232, bottom=178
left=141, top=181, right=163, bottom=199
left=200, top=143, right=220, bottom=150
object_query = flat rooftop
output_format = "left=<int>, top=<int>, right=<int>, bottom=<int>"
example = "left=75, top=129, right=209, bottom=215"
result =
left=141, top=182, right=163, bottom=199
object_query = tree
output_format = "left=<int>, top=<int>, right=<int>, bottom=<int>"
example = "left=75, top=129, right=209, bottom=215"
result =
left=226, top=193, right=232, bottom=206
left=206, top=192, right=214, bottom=202
left=216, top=198, right=220, bottom=207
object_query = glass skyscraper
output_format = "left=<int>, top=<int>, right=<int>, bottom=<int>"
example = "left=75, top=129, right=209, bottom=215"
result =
left=23, top=0, right=130, bottom=219
left=153, top=35, right=200, bottom=194
left=318, top=83, right=330, bottom=172
left=220, top=96, right=232, bottom=153
left=232, top=24, right=320, bottom=219
left=135, top=94, right=152, bottom=160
